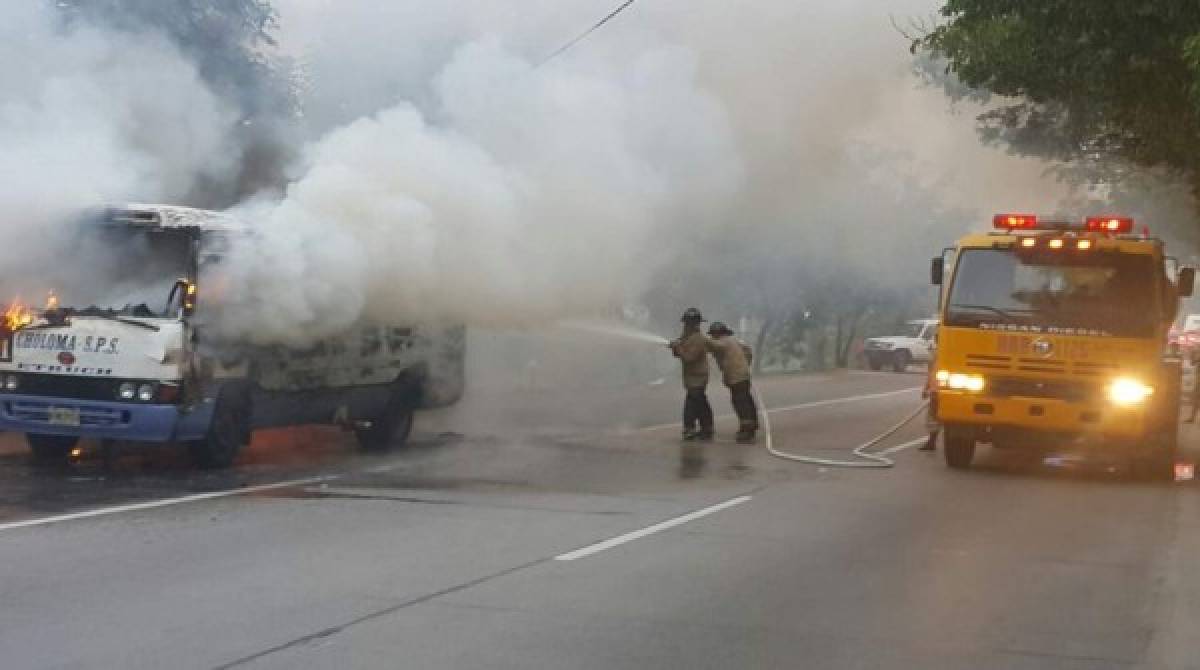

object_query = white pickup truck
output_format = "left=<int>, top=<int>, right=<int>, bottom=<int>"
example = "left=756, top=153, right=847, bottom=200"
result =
left=863, top=319, right=938, bottom=372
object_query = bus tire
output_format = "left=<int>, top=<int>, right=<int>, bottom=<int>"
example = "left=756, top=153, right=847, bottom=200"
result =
left=27, top=434, right=78, bottom=467
left=356, top=382, right=416, bottom=452
left=189, top=384, right=251, bottom=469
left=892, top=350, right=911, bottom=373
left=867, top=355, right=884, bottom=371
left=944, top=432, right=975, bottom=469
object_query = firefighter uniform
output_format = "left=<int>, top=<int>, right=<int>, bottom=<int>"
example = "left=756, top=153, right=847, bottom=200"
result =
left=706, top=322, right=759, bottom=443
left=670, top=309, right=713, bottom=440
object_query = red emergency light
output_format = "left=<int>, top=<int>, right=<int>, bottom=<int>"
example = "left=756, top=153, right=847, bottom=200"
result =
left=993, top=214, right=1038, bottom=230
left=1084, top=216, right=1134, bottom=234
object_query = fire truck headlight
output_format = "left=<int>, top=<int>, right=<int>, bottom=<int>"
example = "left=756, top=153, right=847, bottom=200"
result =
left=136, top=384, right=156, bottom=402
left=1108, top=378, right=1153, bottom=406
left=3, top=374, right=18, bottom=391
left=118, top=382, right=136, bottom=400
left=938, top=371, right=986, bottom=392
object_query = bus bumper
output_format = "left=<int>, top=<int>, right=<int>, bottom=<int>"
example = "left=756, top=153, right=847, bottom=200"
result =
left=0, top=395, right=200, bottom=442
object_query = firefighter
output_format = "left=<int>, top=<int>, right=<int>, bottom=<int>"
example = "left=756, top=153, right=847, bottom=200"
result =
left=706, top=321, right=759, bottom=443
left=669, top=308, right=713, bottom=440
left=920, top=360, right=938, bottom=450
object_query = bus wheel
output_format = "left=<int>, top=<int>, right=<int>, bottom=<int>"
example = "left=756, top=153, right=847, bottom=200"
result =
left=356, top=383, right=416, bottom=452
left=867, top=355, right=883, bottom=371
left=892, top=350, right=910, bottom=373
left=27, top=434, right=78, bottom=467
left=189, top=385, right=251, bottom=469
left=944, top=432, right=975, bottom=469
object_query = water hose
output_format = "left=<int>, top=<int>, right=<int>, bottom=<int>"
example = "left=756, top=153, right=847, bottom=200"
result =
left=754, top=385, right=930, bottom=468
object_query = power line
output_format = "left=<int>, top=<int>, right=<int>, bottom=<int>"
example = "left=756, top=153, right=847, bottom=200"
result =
left=536, top=0, right=640, bottom=68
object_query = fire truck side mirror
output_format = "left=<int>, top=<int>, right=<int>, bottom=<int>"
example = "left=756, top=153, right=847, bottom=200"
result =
left=930, top=257, right=944, bottom=285
left=1179, top=266, right=1195, bottom=298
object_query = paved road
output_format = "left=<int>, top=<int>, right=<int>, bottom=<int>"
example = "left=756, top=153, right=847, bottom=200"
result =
left=2, top=369, right=1199, bottom=669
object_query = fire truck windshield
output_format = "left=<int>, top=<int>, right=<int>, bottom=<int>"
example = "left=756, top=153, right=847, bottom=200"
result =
left=3, top=225, right=191, bottom=318
left=945, top=248, right=1158, bottom=337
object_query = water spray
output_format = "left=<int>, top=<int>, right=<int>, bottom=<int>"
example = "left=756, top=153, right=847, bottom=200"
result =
left=561, top=320, right=929, bottom=468
left=557, top=320, right=670, bottom=346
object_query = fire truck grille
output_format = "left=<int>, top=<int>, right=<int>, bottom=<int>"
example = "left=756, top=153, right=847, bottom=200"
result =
left=986, top=376, right=1103, bottom=403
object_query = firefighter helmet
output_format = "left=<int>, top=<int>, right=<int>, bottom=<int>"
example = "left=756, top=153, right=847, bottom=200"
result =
left=708, top=321, right=732, bottom=336
left=681, top=307, right=705, bottom=323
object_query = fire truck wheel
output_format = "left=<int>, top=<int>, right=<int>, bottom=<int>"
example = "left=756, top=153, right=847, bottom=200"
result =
left=189, top=385, right=251, bottom=469
left=27, top=434, right=77, bottom=466
left=1133, top=433, right=1178, bottom=481
left=356, top=384, right=416, bottom=452
left=944, top=432, right=975, bottom=469
left=892, top=350, right=911, bottom=373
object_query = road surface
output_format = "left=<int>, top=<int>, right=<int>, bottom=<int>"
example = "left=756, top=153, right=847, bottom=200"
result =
left=1, top=369, right=1198, bottom=669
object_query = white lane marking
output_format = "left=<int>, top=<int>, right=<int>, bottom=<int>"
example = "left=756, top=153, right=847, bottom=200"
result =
left=0, top=476, right=337, bottom=533
left=640, top=387, right=921, bottom=432
left=555, top=495, right=752, bottom=561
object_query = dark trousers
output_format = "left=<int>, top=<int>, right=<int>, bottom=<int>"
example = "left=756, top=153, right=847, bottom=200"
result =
left=683, top=388, right=714, bottom=433
left=729, top=381, right=758, bottom=432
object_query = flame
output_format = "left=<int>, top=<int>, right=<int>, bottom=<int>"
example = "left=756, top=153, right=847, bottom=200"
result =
left=45, top=291, right=58, bottom=311
left=4, top=298, right=34, bottom=332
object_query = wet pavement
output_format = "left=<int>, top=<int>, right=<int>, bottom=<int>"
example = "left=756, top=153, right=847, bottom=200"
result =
left=2, top=370, right=1199, bottom=668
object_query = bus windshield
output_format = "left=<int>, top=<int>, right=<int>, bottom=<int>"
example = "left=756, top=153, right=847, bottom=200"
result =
left=2, top=225, right=192, bottom=318
left=944, top=248, right=1159, bottom=337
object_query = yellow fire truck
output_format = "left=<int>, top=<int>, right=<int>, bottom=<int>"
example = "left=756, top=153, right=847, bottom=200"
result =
left=930, top=214, right=1195, bottom=475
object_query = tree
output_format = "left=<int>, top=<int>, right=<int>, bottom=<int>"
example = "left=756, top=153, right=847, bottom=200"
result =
left=916, top=2, right=1200, bottom=197
left=57, top=0, right=298, bottom=204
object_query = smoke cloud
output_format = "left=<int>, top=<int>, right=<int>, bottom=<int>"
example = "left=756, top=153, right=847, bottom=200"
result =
left=211, top=37, right=741, bottom=345
left=0, top=3, right=239, bottom=238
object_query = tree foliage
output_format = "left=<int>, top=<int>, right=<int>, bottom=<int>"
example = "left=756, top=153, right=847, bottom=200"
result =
left=918, top=1, right=1200, bottom=192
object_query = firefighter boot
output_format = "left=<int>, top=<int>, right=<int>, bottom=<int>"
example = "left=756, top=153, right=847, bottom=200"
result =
left=919, top=434, right=937, bottom=451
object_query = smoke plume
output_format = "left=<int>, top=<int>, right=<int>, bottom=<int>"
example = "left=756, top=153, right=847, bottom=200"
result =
left=0, top=3, right=238, bottom=239
left=211, top=38, right=741, bottom=345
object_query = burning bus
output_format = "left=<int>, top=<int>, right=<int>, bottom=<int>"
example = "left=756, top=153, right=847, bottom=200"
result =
left=0, top=204, right=465, bottom=467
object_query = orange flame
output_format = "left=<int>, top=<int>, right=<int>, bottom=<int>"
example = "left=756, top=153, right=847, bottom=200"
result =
left=4, top=298, right=34, bottom=332
left=45, top=291, right=58, bottom=311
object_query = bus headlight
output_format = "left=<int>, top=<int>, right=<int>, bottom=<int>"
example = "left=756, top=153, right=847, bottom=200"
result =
left=3, top=374, right=18, bottom=391
left=1108, top=378, right=1153, bottom=406
left=118, top=382, right=136, bottom=400
left=136, top=383, right=156, bottom=402
left=937, top=370, right=986, bottom=392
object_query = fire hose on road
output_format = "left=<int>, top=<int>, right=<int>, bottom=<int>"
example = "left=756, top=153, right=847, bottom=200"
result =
left=754, top=385, right=930, bottom=469
left=558, top=320, right=931, bottom=468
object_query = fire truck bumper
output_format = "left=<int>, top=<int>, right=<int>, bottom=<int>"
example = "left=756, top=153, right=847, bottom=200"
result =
left=937, top=390, right=1149, bottom=444
left=0, top=395, right=198, bottom=442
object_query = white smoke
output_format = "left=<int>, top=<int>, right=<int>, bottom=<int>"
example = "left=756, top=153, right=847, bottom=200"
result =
left=0, top=3, right=239, bottom=274
left=203, top=0, right=1095, bottom=347
left=212, top=39, right=741, bottom=345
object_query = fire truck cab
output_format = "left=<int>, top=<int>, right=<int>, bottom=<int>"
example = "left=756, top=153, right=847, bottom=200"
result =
left=931, top=214, right=1194, bottom=474
left=0, top=204, right=465, bottom=468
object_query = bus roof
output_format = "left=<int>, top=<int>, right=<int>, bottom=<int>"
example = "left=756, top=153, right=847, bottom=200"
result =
left=99, top=203, right=246, bottom=233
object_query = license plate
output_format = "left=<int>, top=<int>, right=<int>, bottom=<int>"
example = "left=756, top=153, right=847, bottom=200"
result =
left=47, top=407, right=80, bottom=426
